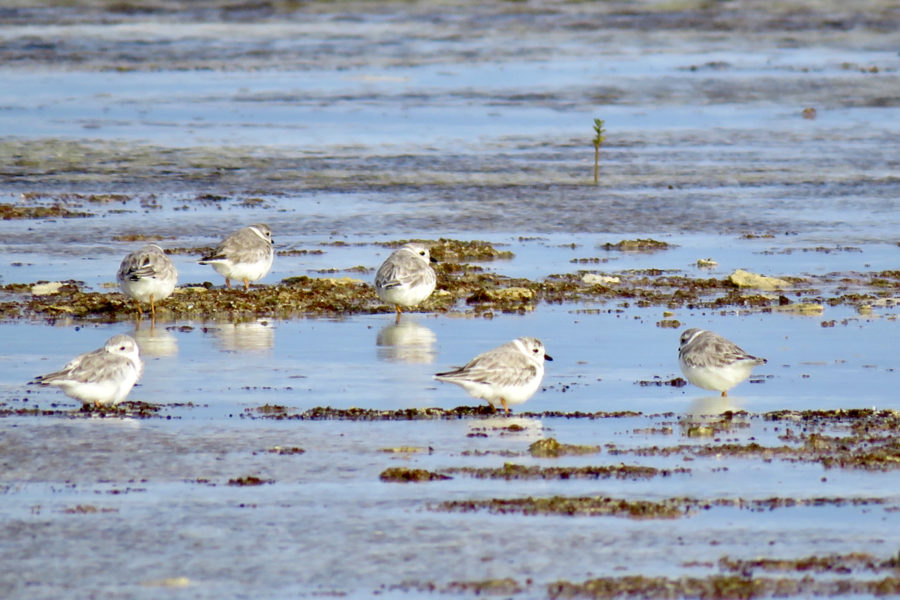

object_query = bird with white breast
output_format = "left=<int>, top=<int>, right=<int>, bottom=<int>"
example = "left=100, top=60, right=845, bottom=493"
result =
left=199, top=224, right=274, bottom=291
left=434, top=337, right=552, bottom=415
left=375, top=243, right=437, bottom=321
left=35, top=334, right=144, bottom=408
left=117, top=244, right=178, bottom=323
left=678, top=328, right=767, bottom=397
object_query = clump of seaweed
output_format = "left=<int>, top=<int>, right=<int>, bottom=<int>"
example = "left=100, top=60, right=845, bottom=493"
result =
left=546, top=574, right=900, bottom=598
left=380, top=467, right=452, bottom=483
left=435, top=495, right=887, bottom=519
left=382, top=238, right=514, bottom=262
left=444, top=462, right=688, bottom=480
left=600, top=239, right=671, bottom=252
left=227, top=476, right=273, bottom=486
left=529, top=437, right=603, bottom=457
left=0, top=203, right=93, bottom=220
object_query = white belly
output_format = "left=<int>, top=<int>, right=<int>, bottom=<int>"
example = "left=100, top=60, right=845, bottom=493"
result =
left=679, top=359, right=755, bottom=393
left=119, top=276, right=176, bottom=304
left=454, top=377, right=542, bottom=408
left=212, top=254, right=274, bottom=283
left=53, top=374, right=137, bottom=406
left=376, top=281, right=435, bottom=308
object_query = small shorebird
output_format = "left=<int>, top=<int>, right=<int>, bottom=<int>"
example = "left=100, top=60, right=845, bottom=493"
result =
left=117, top=244, right=178, bottom=323
left=434, top=337, right=552, bottom=415
left=374, top=243, right=437, bottom=321
left=199, top=224, right=274, bottom=290
left=678, top=328, right=767, bottom=397
left=35, top=334, right=143, bottom=408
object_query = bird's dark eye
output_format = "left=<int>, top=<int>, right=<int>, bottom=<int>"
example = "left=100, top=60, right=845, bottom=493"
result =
left=119, top=346, right=126, bottom=350
left=419, top=251, right=425, bottom=256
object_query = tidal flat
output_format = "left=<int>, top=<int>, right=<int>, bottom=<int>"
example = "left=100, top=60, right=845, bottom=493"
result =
left=1, top=1, right=900, bottom=598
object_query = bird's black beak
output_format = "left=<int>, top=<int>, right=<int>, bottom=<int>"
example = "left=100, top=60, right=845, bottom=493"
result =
left=544, top=354, right=553, bottom=361
left=430, top=257, right=438, bottom=263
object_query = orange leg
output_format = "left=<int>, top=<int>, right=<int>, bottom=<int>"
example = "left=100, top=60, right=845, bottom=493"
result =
left=501, top=398, right=510, bottom=415
left=721, top=390, right=728, bottom=398
left=150, top=294, right=157, bottom=323
left=225, top=278, right=232, bottom=289
left=243, top=278, right=250, bottom=291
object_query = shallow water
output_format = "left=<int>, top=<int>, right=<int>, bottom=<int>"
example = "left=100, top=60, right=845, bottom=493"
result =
left=2, top=1, right=900, bottom=598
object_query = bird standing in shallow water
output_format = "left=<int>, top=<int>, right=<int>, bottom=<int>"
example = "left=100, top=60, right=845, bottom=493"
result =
left=678, top=328, right=767, bottom=397
left=199, top=224, right=274, bottom=291
left=434, top=337, right=552, bottom=415
left=35, top=334, right=143, bottom=408
left=374, top=243, right=437, bottom=322
left=117, top=244, right=178, bottom=324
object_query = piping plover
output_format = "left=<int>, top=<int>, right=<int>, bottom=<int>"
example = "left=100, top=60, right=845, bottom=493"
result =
left=434, top=337, right=552, bottom=414
left=678, top=328, right=767, bottom=397
left=374, top=243, right=437, bottom=319
left=35, top=334, right=143, bottom=408
left=117, top=244, right=178, bottom=322
left=199, top=224, right=274, bottom=290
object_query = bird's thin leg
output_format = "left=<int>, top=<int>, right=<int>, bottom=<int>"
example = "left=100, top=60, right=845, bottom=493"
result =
left=243, top=278, right=250, bottom=291
left=150, top=294, right=156, bottom=325
left=132, top=299, right=143, bottom=326
left=501, top=398, right=510, bottom=416
left=721, top=390, right=728, bottom=398
left=225, top=278, right=231, bottom=289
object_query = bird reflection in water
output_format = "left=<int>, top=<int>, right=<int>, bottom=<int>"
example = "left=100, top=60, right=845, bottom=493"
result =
left=376, top=320, right=437, bottom=364
left=681, top=395, right=748, bottom=437
left=212, top=320, right=275, bottom=352
left=467, top=415, right=545, bottom=440
left=685, top=394, right=744, bottom=417
left=131, top=326, right=178, bottom=358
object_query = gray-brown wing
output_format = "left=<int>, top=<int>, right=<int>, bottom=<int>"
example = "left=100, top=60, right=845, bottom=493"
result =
left=682, top=332, right=762, bottom=368
left=39, top=349, right=136, bottom=385
left=118, top=248, right=175, bottom=281
left=202, top=228, right=271, bottom=263
left=436, top=343, right=537, bottom=387
left=375, top=254, right=434, bottom=289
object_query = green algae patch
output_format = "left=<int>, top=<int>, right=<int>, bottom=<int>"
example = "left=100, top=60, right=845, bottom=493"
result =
left=529, top=437, right=603, bottom=457
left=718, top=552, right=900, bottom=575
left=547, top=575, right=900, bottom=598
left=248, top=405, right=504, bottom=421
left=4, top=263, right=900, bottom=322
left=227, top=476, right=273, bottom=486
left=445, top=462, right=689, bottom=480
left=256, top=404, right=289, bottom=415
left=383, top=238, right=514, bottom=262
left=380, top=467, right=452, bottom=483
left=379, top=446, right=431, bottom=454
left=62, top=505, right=118, bottom=514
left=435, top=495, right=889, bottom=519
left=243, top=406, right=644, bottom=422
left=600, top=239, right=671, bottom=252
left=390, top=578, right=526, bottom=595
left=435, top=495, right=687, bottom=519
left=595, top=409, right=900, bottom=471
left=0, top=203, right=93, bottom=220
left=0, top=399, right=163, bottom=419
left=265, top=446, right=305, bottom=455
